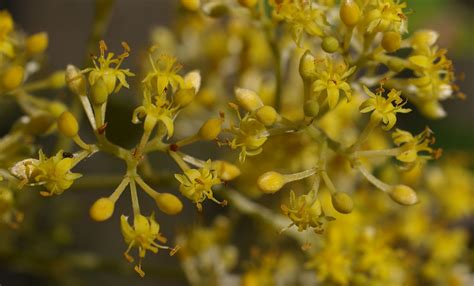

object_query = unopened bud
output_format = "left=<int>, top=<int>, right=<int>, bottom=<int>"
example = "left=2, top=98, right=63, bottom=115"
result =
left=2, top=65, right=24, bottom=91
left=255, top=105, right=277, bottom=126
left=321, top=36, right=339, bottom=53
left=57, top=111, right=79, bottom=138
left=212, top=160, right=241, bottom=181
left=388, top=185, right=418, bottom=206
left=65, top=65, right=87, bottom=95
left=299, top=50, right=316, bottom=80
left=155, top=193, right=183, bottom=215
left=26, top=32, right=49, bottom=55
left=257, top=171, right=285, bottom=193
left=90, top=197, right=115, bottom=221
left=90, top=79, right=109, bottom=105
left=382, top=32, right=402, bottom=53
left=238, top=0, right=257, bottom=8
left=331, top=192, right=354, bottom=214
left=304, top=99, right=320, bottom=117
left=340, top=0, right=360, bottom=27
left=198, top=118, right=222, bottom=140
left=181, top=0, right=200, bottom=11
left=235, top=87, right=263, bottom=111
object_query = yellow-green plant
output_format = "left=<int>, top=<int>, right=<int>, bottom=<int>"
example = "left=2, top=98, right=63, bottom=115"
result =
left=0, top=1, right=471, bottom=284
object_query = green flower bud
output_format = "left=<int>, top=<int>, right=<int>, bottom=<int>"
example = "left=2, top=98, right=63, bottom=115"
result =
left=331, top=192, right=354, bottom=214
left=322, top=36, right=340, bottom=53
left=304, top=99, right=320, bottom=117
left=90, top=79, right=109, bottom=105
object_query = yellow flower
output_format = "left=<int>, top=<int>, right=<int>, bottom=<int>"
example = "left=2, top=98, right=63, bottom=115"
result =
left=392, top=128, right=437, bottom=169
left=0, top=10, right=14, bottom=57
left=364, top=0, right=408, bottom=34
left=311, top=57, right=355, bottom=109
left=132, top=87, right=176, bottom=137
left=360, top=86, right=411, bottom=130
left=228, top=113, right=268, bottom=162
left=82, top=40, right=135, bottom=94
left=281, top=190, right=334, bottom=234
left=174, top=161, right=223, bottom=210
left=121, top=214, right=175, bottom=277
left=142, top=54, right=184, bottom=95
left=272, top=0, right=327, bottom=45
left=34, top=150, right=82, bottom=196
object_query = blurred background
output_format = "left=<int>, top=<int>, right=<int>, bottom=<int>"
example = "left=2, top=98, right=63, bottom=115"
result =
left=0, top=0, right=472, bottom=285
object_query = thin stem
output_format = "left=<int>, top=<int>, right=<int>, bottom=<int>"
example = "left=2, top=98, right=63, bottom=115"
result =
left=168, top=151, right=190, bottom=171
left=135, top=176, right=160, bottom=198
left=350, top=115, right=381, bottom=151
left=352, top=147, right=402, bottom=158
left=73, top=135, right=92, bottom=151
left=129, top=177, right=140, bottom=217
left=109, top=177, right=130, bottom=203
left=321, top=171, right=337, bottom=194
left=283, top=168, right=319, bottom=183
left=79, top=94, right=97, bottom=130
left=356, top=163, right=391, bottom=192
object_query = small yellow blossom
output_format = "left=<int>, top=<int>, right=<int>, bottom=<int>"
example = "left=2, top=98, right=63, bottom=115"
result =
left=34, top=150, right=82, bottom=196
left=272, top=0, right=328, bottom=45
left=364, top=0, right=408, bottom=34
left=281, top=190, right=334, bottom=234
left=360, top=86, right=411, bottom=130
left=392, top=128, right=437, bottom=169
left=121, top=214, right=176, bottom=277
left=132, top=87, right=176, bottom=137
left=311, top=57, right=355, bottom=109
left=142, top=53, right=184, bottom=95
left=82, top=40, right=135, bottom=94
left=174, top=161, right=223, bottom=210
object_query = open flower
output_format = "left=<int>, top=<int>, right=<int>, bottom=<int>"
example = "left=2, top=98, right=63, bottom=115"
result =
left=142, top=54, right=184, bottom=95
left=34, top=150, right=82, bottom=196
left=392, top=128, right=438, bottom=170
left=82, top=40, right=135, bottom=94
left=273, top=0, right=328, bottom=45
left=312, top=57, right=355, bottom=109
left=364, top=0, right=408, bottom=34
left=132, top=87, right=176, bottom=137
left=360, top=86, right=411, bottom=130
left=174, top=161, right=223, bottom=211
left=121, top=214, right=176, bottom=277
left=281, top=190, right=334, bottom=234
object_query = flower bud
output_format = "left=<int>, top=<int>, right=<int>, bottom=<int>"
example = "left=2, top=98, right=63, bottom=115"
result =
left=198, top=118, right=222, bottom=140
left=57, top=111, right=79, bottom=138
left=238, top=0, right=257, bottom=8
left=299, top=50, right=315, bottom=80
left=304, top=99, right=320, bottom=117
left=48, top=101, right=68, bottom=117
left=155, top=193, right=183, bottom=215
left=181, top=0, right=200, bottom=11
left=340, top=0, right=360, bottom=27
left=174, top=88, right=195, bottom=107
left=184, top=70, right=201, bottom=93
left=255, top=105, right=277, bottom=126
left=90, top=78, right=109, bottom=105
left=48, top=71, right=66, bottom=89
left=387, top=58, right=406, bottom=72
left=321, top=36, right=339, bottom=53
left=212, top=160, right=241, bottom=181
left=382, top=32, right=402, bottom=53
left=90, top=197, right=115, bottom=221
left=388, top=185, right=418, bottom=206
left=235, top=87, right=263, bottom=112
left=65, top=65, right=87, bottom=95
left=26, top=32, right=49, bottom=55
left=257, top=171, right=285, bottom=193
left=202, top=2, right=228, bottom=18
left=331, top=192, right=354, bottom=214
left=2, top=65, right=24, bottom=91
